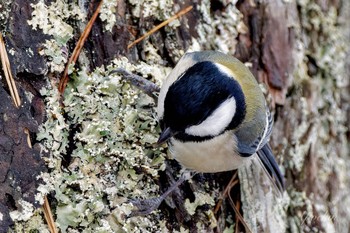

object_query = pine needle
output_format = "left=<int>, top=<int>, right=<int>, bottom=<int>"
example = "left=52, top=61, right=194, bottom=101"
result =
left=214, top=171, right=252, bottom=233
left=228, top=192, right=252, bottom=233
left=43, top=196, right=58, bottom=233
left=58, top=1, right=104, bottom=94
left=214, top=171, right=238, bottom=214
left=0, top=33, right=21, bottom=107
left=127, top=5, right=193, bottom=49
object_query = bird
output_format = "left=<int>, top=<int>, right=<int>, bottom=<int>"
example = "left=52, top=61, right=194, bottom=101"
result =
left=157, top=50, right=285, bottom=192
left=128, top=50, right=285, bottom=216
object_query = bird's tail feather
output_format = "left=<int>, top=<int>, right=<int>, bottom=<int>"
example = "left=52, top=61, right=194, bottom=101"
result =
left=256, top=144, right=285, bottom=193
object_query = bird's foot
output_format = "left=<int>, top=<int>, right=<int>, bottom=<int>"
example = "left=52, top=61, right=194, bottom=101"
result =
left=128, top=195, right=165, bottom=217
left=128, top=170, right=197, bottom=217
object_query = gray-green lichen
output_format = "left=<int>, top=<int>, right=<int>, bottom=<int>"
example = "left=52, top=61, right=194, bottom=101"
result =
left=11, top=209, right=50, bottom=233
left=128, top=0, right=174, bottom=20
left=11, top=0, right=174, bottom=232
left=27, top=0, right=84, bottom=44
left=194, top=0, right=242, bottom=54
left=100, top=0, right=118, bottom=32
left=27, top=0, right=84, bottom=73
left=31, top=59, right=174, bottom=232
left=0, top=1, right=12, bottom=32
left=184, top=191, right=215, bottom=216
left=9, top=200, right=35, bottom=222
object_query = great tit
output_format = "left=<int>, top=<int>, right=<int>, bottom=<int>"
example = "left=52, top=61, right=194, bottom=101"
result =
left=157, top=51, right=285, bottom=192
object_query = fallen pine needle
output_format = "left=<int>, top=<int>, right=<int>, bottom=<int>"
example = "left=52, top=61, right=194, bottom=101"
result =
left=214, top=171, right=238, bottom=214
left=24, top=128, right=33, bottom=149
left=127, top=5, right=193, bottom=49
left=235, top=200, right=241, bottom=233
left=0, top=34, right=21, bottom=107
left=43, top=196, right=58, bottom=233
left=58, top=1, right=104, bottom=94
left=213, top=171, right=251, bottom=232
left=228, top=192, right=252, bottom=233
left=25, top=127, right=59, bottom=232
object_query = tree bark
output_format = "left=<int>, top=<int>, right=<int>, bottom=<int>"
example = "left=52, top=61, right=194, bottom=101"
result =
left=0, top=0, right=349, bottom=232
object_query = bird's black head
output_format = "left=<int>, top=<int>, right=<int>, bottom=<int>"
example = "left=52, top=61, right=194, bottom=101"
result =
left=161, top=61, right=246, bottom=142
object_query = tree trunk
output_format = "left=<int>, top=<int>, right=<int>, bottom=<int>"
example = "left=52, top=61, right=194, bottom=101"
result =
left=0, top=0, right=349, bottom=232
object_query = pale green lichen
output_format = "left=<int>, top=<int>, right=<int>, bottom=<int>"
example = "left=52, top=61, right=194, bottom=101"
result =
left=194, top=0, right=241, bottom=54
left=27, top=0, right=84, bottom=44
left=222, top=224, right=234, bottom=233
left=8, top=47, right=15, bottom=56
left=27, top=0, right=85, bottom=73
left=0, top=1, right=11, bottom=32
left=128, top=0, right=173, bottom=20
left=184, top=191, right=215, bottom=216
left=9, top=199, right=35, bottom=222
left=39, top=39, right=68, bottom=73
left=31, top=57, right=172, bottom=232
left=12, top=209, right=50, bottom=233
left=37, top=84, right=69, bottom=169
left=100, top=0, right=118, bottom=32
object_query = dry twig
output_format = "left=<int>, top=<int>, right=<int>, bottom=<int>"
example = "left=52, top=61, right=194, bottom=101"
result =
left=109, top=68, right=160, bottom=97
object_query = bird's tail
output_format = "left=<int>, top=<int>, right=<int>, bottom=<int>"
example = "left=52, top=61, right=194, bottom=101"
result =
left=256, top=144, right=285, bottom=193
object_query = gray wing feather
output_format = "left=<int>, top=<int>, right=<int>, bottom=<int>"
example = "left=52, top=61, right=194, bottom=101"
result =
left=235, top=107, right=273, bottom=156
left=236, top=109, right=284, bottom=193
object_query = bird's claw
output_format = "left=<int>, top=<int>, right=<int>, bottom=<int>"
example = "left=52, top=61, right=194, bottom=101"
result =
left=128, top=196, right=163, bottom=217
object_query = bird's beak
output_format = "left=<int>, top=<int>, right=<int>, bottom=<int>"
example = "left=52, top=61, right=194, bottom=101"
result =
left=157, top=127, right=173, bottom=145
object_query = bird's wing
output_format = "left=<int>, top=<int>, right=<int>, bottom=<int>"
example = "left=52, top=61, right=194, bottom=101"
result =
left=235, top=108, right=285, bottom=193
left=235, top=108, right=273, bottom=156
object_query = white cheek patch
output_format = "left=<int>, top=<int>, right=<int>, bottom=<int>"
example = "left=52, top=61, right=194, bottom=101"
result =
left=185, top=97, right=236, bottom=137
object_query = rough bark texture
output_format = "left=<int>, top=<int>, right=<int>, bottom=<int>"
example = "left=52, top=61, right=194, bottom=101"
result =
left=0, top=84, right=47, bottom=231
left=0, top=1, right=48, bottom=230
left=0, top=0, right=349, bottom=232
